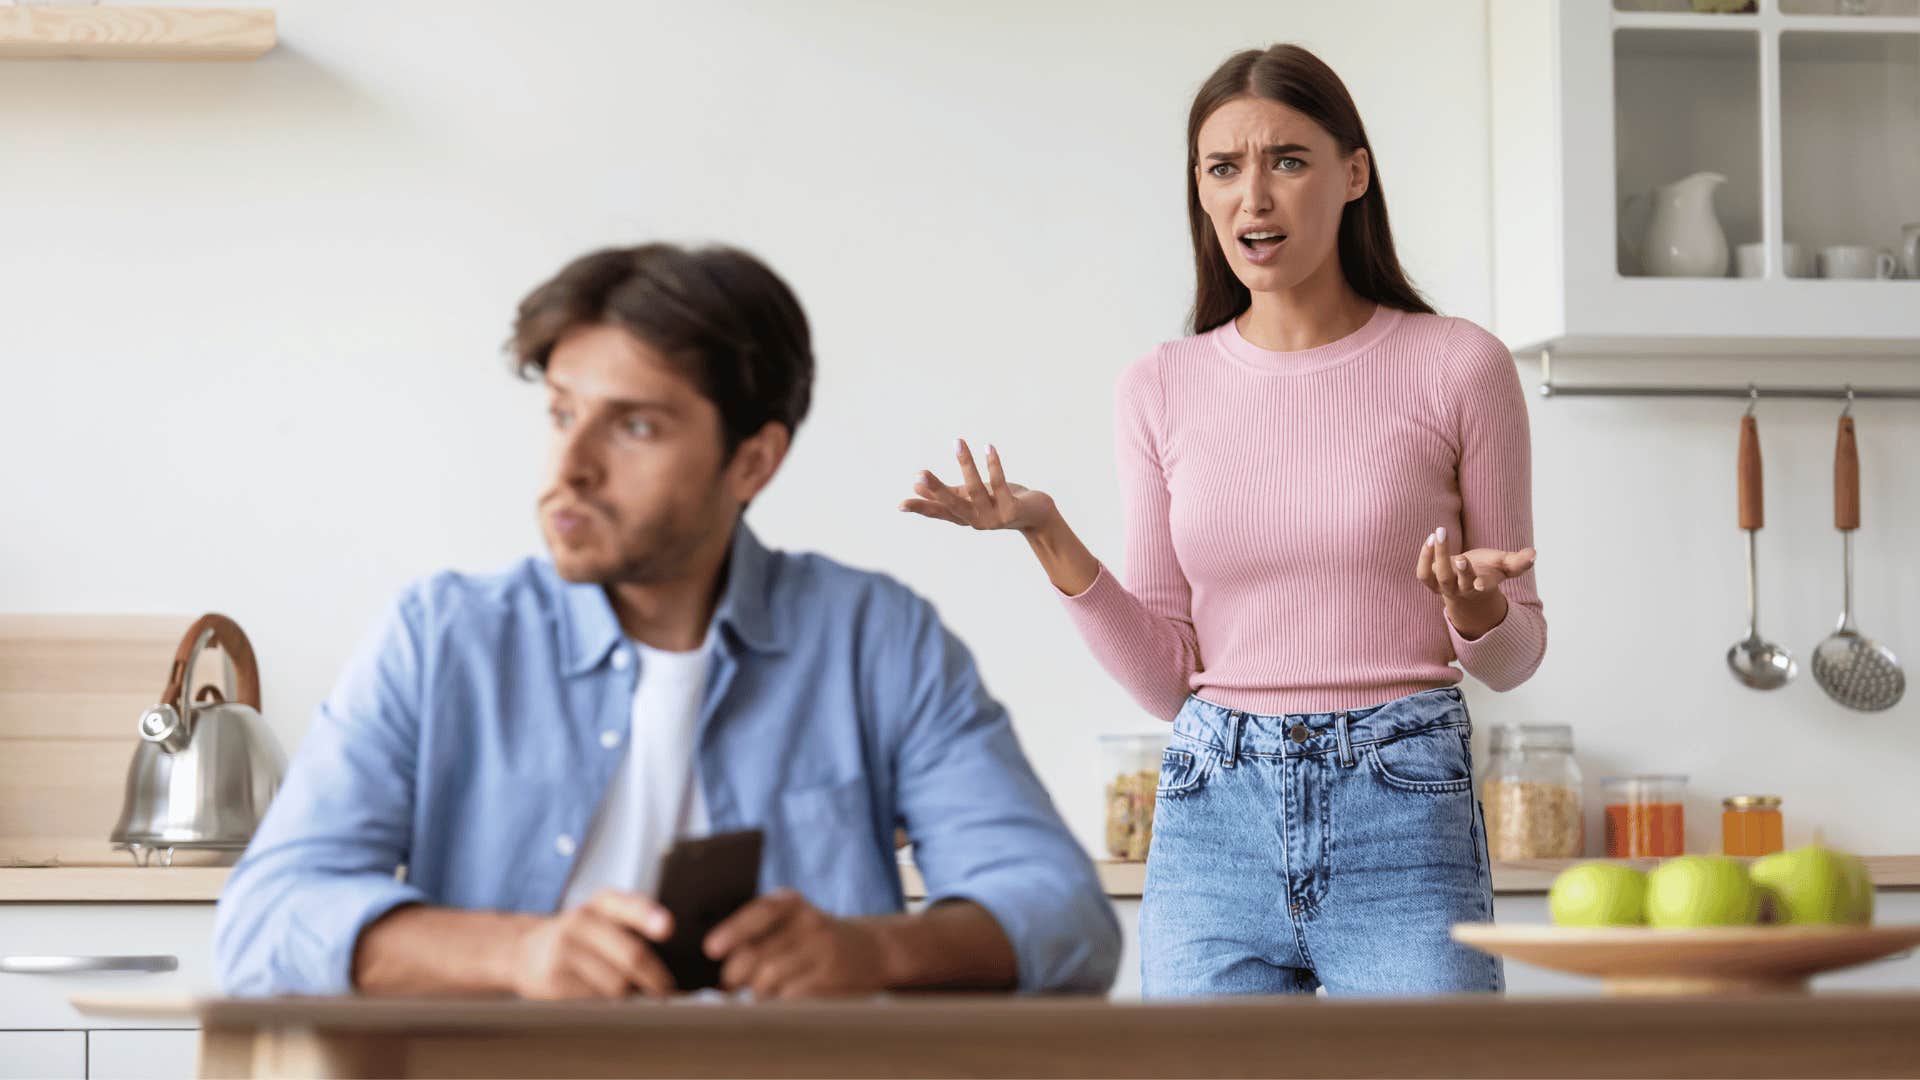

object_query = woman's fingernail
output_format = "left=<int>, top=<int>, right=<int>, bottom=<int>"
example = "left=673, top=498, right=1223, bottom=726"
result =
left=1436, top=526, right=1447, bottom=543
left=955, top=438, right=965, bottom=454
left=988, top=443, right=998, bottom=457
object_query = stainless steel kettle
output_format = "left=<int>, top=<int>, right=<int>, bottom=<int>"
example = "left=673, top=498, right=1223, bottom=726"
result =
left=110, top=614, right=286, bottom=866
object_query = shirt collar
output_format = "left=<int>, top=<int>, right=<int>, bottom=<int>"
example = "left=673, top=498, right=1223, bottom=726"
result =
left=561, top=522, right=786, bottom=676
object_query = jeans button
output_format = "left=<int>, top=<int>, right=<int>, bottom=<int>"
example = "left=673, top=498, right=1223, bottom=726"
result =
left=1288, top=724, right=1310, bottom=743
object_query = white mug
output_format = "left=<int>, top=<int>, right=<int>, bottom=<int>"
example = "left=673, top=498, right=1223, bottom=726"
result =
left=1819, top=245, right=1898, bottom=280
left=1900, top=223, right=1920, bottom=280
left=1732, top=242, right=1815, bottom=278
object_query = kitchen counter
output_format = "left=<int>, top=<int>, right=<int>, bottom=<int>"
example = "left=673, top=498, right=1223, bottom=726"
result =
left=0, top=866, right=230, bottom=902
left=900, top=855, right=1920, bottom=899
left=72, top=991, right=1920, bottom=1078
left=8, top=856, right=1920, bottom=903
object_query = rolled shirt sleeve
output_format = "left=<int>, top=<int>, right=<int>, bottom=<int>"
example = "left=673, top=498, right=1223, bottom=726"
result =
left=878, top=587, right=1120, bottom=994
left=212, top=593, right=431, bottom=996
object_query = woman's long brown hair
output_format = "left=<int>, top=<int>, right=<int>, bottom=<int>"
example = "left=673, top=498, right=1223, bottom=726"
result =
left=1186, top=45, right=1434, bottom=334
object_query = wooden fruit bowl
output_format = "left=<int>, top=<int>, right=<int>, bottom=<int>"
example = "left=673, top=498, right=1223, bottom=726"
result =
left=1451, top=923, right=1920, bottom=995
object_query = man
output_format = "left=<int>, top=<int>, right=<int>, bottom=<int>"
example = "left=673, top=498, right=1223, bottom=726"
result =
left=213, top=244, right=1118, bottom=999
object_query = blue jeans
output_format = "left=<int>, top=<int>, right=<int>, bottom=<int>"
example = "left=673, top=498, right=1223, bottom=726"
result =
left=1140, top=687, right=1503, bottom=998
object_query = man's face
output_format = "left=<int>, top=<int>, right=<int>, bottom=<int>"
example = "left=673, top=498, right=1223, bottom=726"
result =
left=538, top=324, right=736, bottom=585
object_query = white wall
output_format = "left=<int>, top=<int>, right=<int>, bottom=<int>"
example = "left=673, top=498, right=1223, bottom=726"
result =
left=3, top=0, right=1909, bottom=868
left=1496, top=351, right=1920, bottom=860
left=0, top=0, right=1495, bottom=855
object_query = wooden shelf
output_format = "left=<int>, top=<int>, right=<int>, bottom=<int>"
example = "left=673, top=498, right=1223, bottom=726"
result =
left=902, top=856, right=1920, bottom=900
left=4, top=855, right=1915, bottom=904
left=0, top=6, right=275, bottom=61
left=0, top=865, right=230, bottom=902
left=1495, top=855, right=1920, bottom=892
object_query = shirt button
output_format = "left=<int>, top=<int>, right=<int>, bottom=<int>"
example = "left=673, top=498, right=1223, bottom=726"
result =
left=610, top=650, right=631, bottom=671
left=555, top=834, right=576, bottom=857
left=600, top=730, right=621, bottom=749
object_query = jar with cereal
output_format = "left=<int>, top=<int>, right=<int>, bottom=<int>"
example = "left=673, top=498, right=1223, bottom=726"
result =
left=1481, top=724, right=1584, bottom=860
left=1098, top=733, right=1165, bottom=862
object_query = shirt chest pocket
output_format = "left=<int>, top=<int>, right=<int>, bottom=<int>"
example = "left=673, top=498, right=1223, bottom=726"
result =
left=774, top=777, right=890, bottom=915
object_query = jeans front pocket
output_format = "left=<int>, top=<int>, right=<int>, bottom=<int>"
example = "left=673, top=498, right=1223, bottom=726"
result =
left=1365, top=726, right=1474, bottom=794
left=1155, top=745, right=1211, bottom=798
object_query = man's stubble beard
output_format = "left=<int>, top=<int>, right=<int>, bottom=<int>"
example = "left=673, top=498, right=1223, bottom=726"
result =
left=598, top=486, right=735, bottom=588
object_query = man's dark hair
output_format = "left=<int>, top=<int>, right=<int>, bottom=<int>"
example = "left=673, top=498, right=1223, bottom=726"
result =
left=512, top=243, right=814, bottom=454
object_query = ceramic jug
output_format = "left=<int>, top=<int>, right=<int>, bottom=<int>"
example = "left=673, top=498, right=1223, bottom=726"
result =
left=1641, top=171, right=1729, bottom=278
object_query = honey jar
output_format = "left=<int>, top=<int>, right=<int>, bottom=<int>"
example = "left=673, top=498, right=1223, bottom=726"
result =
left=1721, top=794, right=1784, bottom=857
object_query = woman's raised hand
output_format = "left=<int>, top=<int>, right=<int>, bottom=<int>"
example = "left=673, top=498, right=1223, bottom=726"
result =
left=899, top=439, right=1057, bottom=535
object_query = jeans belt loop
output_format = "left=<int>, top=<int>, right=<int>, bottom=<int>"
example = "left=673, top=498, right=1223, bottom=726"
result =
left=1224, top=712, right=1243, bottom=768
left=1335, top=711, right=1355, bottom=768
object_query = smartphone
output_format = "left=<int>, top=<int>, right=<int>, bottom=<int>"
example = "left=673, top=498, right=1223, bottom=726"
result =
left=651, top=828, right=764, bottom=991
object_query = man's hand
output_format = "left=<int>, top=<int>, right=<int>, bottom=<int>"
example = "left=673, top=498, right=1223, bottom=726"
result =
left=510, top=890, right=678, bottom=1000
left=704, top=889, right=891, bottom=999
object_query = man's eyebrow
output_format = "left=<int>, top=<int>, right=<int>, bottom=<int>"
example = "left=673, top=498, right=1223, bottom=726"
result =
left=595, top=397, right=681, bottom=415
left=542, top=382, right=680, bottom=414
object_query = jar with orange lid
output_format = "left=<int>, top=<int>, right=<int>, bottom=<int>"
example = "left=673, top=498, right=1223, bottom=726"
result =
left=1721, top=794, right=1784, bottom=856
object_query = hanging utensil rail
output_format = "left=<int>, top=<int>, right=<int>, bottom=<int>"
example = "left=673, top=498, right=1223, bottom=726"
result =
left=1536, top=349, right=1920, bottom=402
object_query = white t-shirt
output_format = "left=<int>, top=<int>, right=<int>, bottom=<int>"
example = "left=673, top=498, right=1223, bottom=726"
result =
left=560, top=638, right=713, bottom=907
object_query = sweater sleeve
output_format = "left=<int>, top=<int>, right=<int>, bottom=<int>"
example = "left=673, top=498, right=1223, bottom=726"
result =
left=1441, top=320, right=1548, bottom=691
left=1057, top=352, right=1202, bottom=720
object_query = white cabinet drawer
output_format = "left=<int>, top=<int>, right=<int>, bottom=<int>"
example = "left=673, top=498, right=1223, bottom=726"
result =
left=0, top=904, right=215, bottom=1029
left=0, top=1031, right=85, bottom=1079
left=87, top=1029, right=199, bottom=1080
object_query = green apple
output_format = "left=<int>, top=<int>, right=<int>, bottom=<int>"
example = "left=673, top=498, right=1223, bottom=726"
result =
left=1748, top=844, right=1874, bottom=926
left=1645, top=855, right=1761, bottom=927
left=1841, top=855, right=1876, bottom=926
left=1549, top=863, right=1648, bottom=927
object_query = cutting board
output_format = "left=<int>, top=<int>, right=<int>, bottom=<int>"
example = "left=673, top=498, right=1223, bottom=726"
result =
left=0, top=615, right=232, bottom=866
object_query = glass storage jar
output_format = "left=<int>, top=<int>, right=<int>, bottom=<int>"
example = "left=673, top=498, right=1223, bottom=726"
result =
left=1098, top=733, right=1165, bottom=862
left=1481, top=724, right=1585, bottom=860
left=1603, top=775, right=1688, bottom=858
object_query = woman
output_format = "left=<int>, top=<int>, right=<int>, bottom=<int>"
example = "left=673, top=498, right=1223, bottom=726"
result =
left=899, top=44, right=1544, bottom=998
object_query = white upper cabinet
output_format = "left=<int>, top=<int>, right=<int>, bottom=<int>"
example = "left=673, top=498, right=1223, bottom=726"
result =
left=1490, top=0, right=1920, bottom=356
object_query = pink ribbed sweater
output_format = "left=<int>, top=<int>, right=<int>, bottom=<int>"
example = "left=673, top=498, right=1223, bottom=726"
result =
left=1060, top=305, right=1546, bottom=719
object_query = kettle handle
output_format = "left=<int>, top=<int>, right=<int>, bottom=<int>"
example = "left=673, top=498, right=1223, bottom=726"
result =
left=161, top=614, right=261, bottom=714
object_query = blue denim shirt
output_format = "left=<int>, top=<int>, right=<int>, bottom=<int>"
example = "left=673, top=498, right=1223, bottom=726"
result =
left=213, top=525, right=1118, bottom=996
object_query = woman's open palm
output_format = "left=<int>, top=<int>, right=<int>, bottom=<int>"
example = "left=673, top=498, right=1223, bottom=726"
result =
left=899, top=439, right=1056, bottom=533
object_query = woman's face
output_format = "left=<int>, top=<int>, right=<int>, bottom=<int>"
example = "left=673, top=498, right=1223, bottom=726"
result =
left=1193, top=95, right=1369, bottom=296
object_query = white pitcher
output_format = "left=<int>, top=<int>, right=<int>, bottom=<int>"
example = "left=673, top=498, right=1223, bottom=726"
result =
left=1641, top=171, right=1729, bottom=278
left=1900, top=222, right=1920, bottom=280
